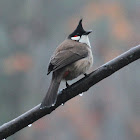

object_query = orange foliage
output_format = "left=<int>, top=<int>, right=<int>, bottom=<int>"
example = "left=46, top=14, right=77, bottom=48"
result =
left=3, top=53, right=32, bottom=74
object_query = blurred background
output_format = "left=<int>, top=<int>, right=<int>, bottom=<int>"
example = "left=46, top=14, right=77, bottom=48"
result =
left=0, top=0, right=140, bottom=140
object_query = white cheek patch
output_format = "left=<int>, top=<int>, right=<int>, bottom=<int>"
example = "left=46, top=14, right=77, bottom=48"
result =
left=71, top=36, right=80, bottom=41
left=79, top=35, right=91, bottom=47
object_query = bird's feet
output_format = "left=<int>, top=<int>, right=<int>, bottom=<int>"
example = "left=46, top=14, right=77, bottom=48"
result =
left=66, top=81, right=70, bottom=88
left=84, top=73, right=88, bottom=77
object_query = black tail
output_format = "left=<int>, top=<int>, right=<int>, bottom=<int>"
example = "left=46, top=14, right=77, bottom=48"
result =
left=40, top=72, right=62, bottom=109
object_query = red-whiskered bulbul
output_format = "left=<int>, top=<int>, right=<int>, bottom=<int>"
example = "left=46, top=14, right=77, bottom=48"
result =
left=40, top=19, right=93, bottom=109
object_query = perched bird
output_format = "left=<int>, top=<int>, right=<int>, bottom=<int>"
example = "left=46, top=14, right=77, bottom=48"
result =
left=40, top=19, right=93, bottom=109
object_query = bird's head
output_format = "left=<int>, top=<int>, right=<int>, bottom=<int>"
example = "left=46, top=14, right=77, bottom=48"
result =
left=68, top=19, right=92, bottom=46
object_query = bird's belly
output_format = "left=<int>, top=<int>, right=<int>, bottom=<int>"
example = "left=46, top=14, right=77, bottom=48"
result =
left=63, top=55, right=93, bottom=80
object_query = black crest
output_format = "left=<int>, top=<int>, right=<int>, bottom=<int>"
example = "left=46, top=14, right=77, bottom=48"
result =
left=68, top=19, right=86, bottom=38
left=68, top=19, right=92, bottom=38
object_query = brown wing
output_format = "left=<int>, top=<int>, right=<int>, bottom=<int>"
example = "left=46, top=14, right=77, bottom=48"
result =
left=47, top=40, right=88, bottom=74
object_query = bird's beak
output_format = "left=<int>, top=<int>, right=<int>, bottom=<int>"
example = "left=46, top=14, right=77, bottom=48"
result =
left=83, top=30, right=92, bottom=35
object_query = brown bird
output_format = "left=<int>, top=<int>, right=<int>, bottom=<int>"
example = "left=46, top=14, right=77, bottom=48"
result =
left=40, top=19, right=93, bottom=109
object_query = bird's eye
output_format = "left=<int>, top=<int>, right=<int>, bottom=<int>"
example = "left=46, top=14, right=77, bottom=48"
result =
left=74, top=35, right=78, bottom=37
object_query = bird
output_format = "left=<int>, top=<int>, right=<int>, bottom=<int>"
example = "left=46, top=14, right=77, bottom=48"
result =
left=40, top=19, right=93, bottom=109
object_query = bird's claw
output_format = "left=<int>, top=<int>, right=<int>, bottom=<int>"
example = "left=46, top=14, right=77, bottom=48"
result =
left=66, top=81, right=70, bottom=88
left=84, top=73, right=88, bottom=77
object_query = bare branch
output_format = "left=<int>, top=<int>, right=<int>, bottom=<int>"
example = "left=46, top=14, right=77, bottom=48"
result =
left=0, top=45, right=140, bottom=139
